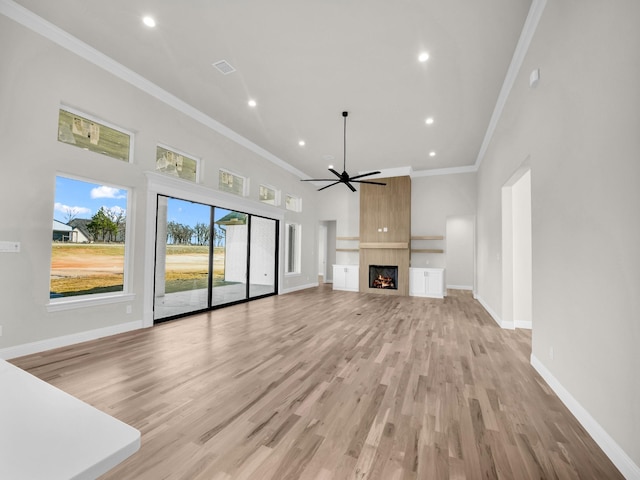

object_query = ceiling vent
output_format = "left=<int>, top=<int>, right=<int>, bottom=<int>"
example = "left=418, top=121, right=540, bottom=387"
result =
left=212, top=60, right=236, bottom=75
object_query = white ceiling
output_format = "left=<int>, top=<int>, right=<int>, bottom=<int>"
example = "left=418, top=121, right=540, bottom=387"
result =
left=12, top=0, right=533, bottom=181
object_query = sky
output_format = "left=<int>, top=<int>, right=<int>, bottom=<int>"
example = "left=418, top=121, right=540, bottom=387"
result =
left=53, top=176, right=127, bottom=222
left=53, top=176, right=233, bottom=227
left=166, top=197, right=232, bottom=227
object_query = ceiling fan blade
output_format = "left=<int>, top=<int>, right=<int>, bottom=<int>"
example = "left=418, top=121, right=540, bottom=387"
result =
left=318, top=181, right=341, bottom=191
left=345, top=181, right=357, bottom=192
left=301, top=178, right=339, bottom=182
left=328, top=168, right=342, bottom=179
left=349, top=170, right=381, bottom=181
left=352, top=180, right=387, bottom=186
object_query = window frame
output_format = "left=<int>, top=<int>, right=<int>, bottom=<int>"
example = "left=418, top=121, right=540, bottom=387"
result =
left=155, top=144, right=201, bottom=183
left=285, top=194, right=302, bottom=212
left=47, top=173, right=134, bottom=311
left=218, top=168, right=248, bottom=197
left=284, top=222, right=301, bottom=276
left=57, top=105, right=135, bottom=163
left=259, top=184, right=280, bottom=206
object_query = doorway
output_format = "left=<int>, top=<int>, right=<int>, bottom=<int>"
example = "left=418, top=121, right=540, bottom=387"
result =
left=502, top=168, right=532, bottom=329
left=318, top=220, right=336, bottom=283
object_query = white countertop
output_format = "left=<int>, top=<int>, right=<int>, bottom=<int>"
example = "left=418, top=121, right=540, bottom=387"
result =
left=0, top=359, right=140, bottom=480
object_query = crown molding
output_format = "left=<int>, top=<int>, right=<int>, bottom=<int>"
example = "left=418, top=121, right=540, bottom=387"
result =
left=473, top=0, right=548, bottom=170
left=411, top=165, right=478, bottom=178
left=0, top=0, right=309, bottom=181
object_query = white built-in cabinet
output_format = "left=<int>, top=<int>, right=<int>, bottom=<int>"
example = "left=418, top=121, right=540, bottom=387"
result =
left=332, top=265, right=359, bottom=292
left=409, top=268, right=445, bottom=298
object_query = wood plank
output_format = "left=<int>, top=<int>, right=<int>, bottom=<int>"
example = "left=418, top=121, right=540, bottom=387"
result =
left=10, top=287, right=624, bottom=480
left=359, top=242, right=409, bottom=249
left=410, top=248, right=444, bottom=253
left=335, top=248, right=359, bottom=252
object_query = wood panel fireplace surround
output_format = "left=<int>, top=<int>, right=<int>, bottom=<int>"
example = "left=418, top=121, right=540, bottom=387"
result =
left=359, top=176, right=411, bottom=296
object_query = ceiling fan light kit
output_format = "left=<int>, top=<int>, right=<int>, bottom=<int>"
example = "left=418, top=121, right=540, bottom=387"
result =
left=302, top=111, right=387, bottom=192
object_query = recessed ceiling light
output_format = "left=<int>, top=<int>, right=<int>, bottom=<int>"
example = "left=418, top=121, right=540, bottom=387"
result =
left=248, top=99, right=257, bottom=107
left=298, top=140, right=306, bottom=147
left=142, top=16, right=156, bottom=27
left=429, top=151, right=436, bottom=157
left=425, top=117, right=434, bottom=125
left=418, top=52, right=429, bottom=62
left=328, top=164, right=334, bottom=169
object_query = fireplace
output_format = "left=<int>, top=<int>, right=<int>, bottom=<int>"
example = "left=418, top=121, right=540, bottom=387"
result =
left=369, top=265, right=398, bottom=290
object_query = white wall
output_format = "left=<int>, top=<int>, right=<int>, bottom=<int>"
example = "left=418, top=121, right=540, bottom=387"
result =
left=315, top=188, right=360, bottom=266
left=476, top=0, right=640, bottom=473
left=0, top=15, right=319, bottom=355
left=445, top=215, right=475, bottom=290
left=411, top=173, right=477, bottom=269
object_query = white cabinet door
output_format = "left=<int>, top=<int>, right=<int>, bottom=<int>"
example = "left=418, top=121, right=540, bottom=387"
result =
left=409, top=268, right=427, bottom=296
left=333, top=265, right=346, bottom=290
left=409, top=268, right=444, bottom=298
left=426, top=269, right=444, bottom=298
left=345, top=267, right=359, bottom=291
left=333, top=265, right=359, bottom=292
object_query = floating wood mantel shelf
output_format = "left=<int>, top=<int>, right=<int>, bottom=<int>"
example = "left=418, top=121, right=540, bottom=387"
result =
left=336, top=237, right=360, bottom=252
left=360, top=242, right=409, bottom=249
left=411, top=235, right=445, bottom=254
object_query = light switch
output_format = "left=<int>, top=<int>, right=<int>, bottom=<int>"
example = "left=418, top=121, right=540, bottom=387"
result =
left=0, top=241, right=20, bottom=253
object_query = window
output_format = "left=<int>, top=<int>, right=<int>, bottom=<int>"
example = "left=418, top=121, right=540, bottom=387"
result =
left=259, top=184, right=279, bottom=206
left=285, top=223, right=301, bottom=274
left=57, top=107, right=133, bottom=162
left=219, top=169, right=247, bottom=196
left=285, top=194, right=301, bottom=212
left=50, top=175, right=129, bottom=300
left=156, top=145, right=199, bottom=182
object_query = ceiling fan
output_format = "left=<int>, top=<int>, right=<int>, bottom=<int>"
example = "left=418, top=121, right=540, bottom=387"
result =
left=302, top=111, right=386, bottom=192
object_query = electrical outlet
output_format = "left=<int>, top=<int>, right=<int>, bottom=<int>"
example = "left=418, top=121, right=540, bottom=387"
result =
left=0, top=325, right=3, bottom=336
left=126, top=305, right=132, bottom=314
left=549, top=346, right=554, bottom=360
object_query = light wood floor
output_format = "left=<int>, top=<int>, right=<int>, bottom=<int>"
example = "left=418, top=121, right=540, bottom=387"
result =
left=12, top=287, right=622, bottom=479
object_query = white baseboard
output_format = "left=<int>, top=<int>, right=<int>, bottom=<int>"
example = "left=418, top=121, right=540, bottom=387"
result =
left=515, top=319, right=532, bottom=329
left=0, top=320, right=144, bottom=360
left=475, top=294, right=515, bottom=329
left=447, top=284, right=474, bottom=291
left=531, top=355, right=640, bottom=479
left=280, top=282, right=319, bottom=294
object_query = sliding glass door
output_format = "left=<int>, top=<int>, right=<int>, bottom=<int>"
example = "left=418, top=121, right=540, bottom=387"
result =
left=212, top=208, right=247, bottom=306
left=154, top=196, right=211, bottom=319
left=154, top=195, right=278, bottom=322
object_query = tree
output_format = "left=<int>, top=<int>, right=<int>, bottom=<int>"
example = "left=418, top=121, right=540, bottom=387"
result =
left=87, top=207, right=118, bottom=242
left=64, top=206, right=81, bottom=224
left=194, top=223, right=209, bottom=246
left=214, top=225, right=226, bottom=247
